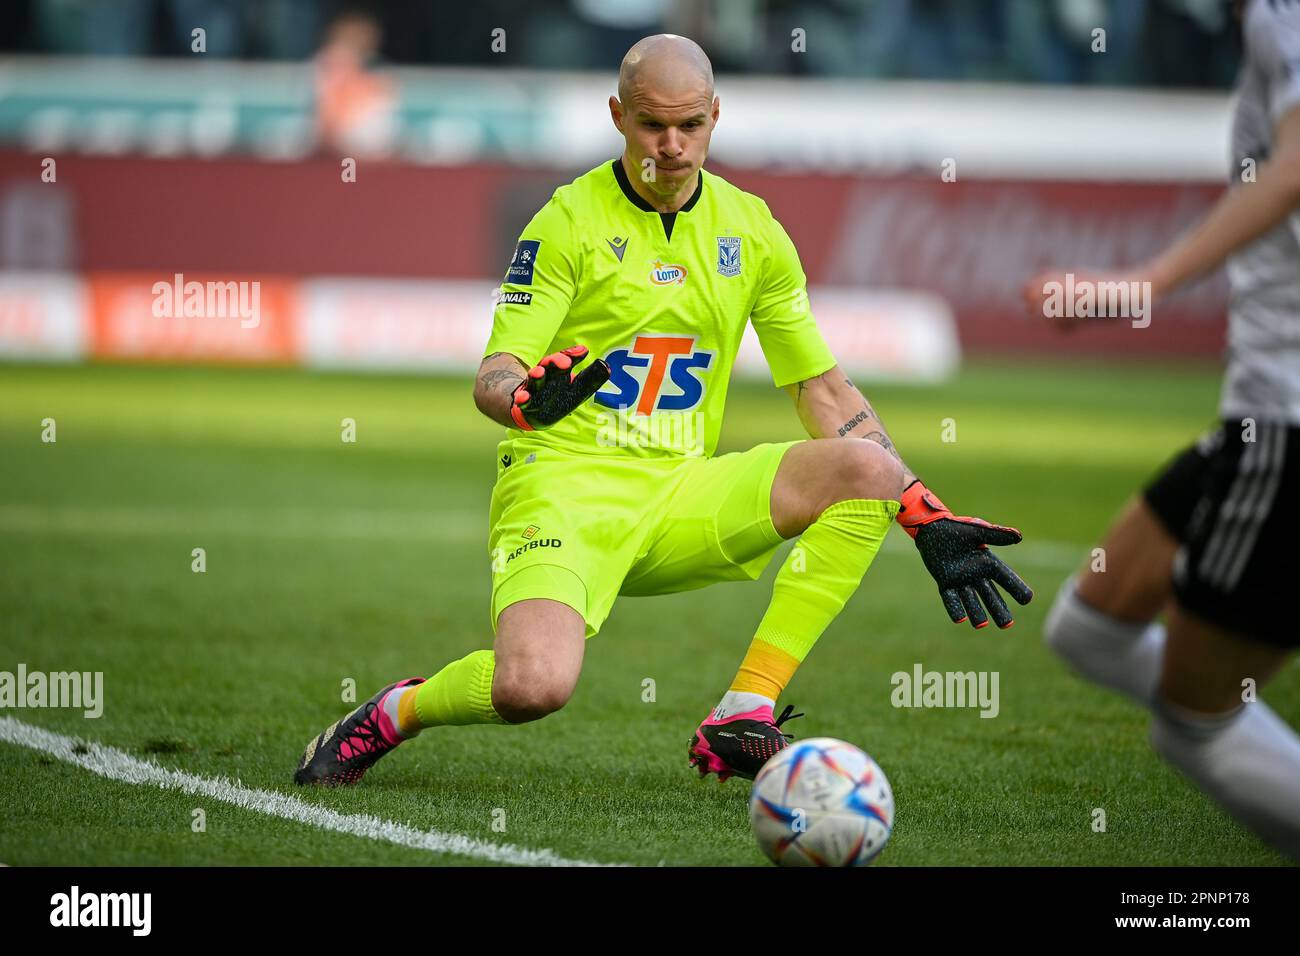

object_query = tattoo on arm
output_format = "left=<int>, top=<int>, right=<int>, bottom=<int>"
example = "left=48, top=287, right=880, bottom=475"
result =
left=837, top=410, right=870, bottom=437
left=819, top=370, right=917, bottom=485
left=480, top=368, right=524, bottom=393
left=862, top=429, right=898, bottom=457
left=475, top=352, right=529, bottom=425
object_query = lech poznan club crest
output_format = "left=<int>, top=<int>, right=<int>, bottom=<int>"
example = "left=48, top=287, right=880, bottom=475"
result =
left=716, top=237, right=741, bottom=277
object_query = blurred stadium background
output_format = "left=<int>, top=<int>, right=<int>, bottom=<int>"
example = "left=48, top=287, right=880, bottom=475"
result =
left=0, top=0, right=1240, bottom=369
left=3, top=1, right=1293, bottom=866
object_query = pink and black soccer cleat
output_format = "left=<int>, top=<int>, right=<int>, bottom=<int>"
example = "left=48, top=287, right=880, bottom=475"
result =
left=688, top=703, right=804, bottom=782
left=293, top=678, right=424, bottom=786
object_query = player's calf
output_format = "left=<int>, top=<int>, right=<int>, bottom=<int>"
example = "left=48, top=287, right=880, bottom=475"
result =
left=1150, top=605, right=1300, bottom=860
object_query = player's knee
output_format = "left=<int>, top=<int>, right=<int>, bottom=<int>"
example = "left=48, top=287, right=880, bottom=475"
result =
left=830, top=439, right=904, bottom=507
left=492, top=666, right=574, bottom=722
left=1044, top=576, right=1131, bottom=661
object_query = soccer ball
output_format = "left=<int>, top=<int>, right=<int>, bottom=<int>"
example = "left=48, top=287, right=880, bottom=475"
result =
left=749, top=737, right=894, bottom=866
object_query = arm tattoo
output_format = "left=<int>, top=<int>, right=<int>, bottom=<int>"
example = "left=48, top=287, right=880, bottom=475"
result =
left=837, top=410, right=870, bottom=437
left=862, top=429, right=900, bottom=459
left=480, top=367, right=524, bottom=393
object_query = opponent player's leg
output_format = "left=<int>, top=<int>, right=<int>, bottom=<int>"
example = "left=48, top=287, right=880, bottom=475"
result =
left=1145, top=421, right=1300, bottom=858
left=1150, top=605, right=1300, bottom=859
left=1043, top=437, right=1215, bottom=706
left=696, top=439, right=904, bottom=778
left=1042, top=497, right=1174, bottom=705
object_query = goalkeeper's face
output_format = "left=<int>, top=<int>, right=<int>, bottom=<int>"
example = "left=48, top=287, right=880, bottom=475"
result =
left=611, top=80, right=719, bottom=200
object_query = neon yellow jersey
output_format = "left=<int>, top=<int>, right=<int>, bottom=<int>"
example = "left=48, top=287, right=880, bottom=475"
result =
left=484, top=158, right=835, bottom=459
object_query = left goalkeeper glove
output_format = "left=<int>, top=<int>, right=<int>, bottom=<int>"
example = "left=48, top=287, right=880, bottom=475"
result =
left=896, top=480, right=1033, bottom=629
left=510, top=345, right=611, bottom=431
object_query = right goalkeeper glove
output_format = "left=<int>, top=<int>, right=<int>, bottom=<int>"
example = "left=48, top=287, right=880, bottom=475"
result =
left=510, top=345, right=611, bottom=430
left=896, top=480, right=1033, bottom=629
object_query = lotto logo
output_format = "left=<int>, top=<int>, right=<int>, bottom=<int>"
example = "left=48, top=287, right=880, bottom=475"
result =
left=649, top=260, right=687, bottom=285
left=595, top=335, right=713, bottom=415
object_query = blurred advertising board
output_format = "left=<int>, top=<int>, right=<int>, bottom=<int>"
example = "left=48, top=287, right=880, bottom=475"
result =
left=0, top=149, right=1226, bottom=358
left=0, top=271, right=959, bottom=382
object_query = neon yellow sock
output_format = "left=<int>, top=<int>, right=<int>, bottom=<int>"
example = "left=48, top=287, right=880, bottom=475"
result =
left=730, top=498, right=898, bottom=697
left=409, top=649, right=508, bottom=728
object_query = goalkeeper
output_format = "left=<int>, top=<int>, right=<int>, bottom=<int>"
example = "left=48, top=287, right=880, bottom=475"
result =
left=294, top=34, right=1032, bottom=787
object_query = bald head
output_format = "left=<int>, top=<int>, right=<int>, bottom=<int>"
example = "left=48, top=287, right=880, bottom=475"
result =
left=610, top=34, right=718, bottom=212
left=617, top=34, right=714, bottom=106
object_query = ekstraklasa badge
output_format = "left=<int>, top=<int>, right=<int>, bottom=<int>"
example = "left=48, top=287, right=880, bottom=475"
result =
left=716, top=236, right=741, bottom=277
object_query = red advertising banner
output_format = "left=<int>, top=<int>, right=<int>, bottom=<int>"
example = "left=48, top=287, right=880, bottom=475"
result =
left=718, top=168, right=1227, bottom=356
left=0, top=151, right=1227, bottom=356
left=88, top=272, right=299, bottom=364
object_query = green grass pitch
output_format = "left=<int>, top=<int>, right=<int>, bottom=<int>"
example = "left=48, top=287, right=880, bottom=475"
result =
left=0, top=359, right=1294, bottom=866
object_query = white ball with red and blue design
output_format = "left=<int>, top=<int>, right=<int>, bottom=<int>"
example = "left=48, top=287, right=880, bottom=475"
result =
left=749, top=737, right=894, bottom=867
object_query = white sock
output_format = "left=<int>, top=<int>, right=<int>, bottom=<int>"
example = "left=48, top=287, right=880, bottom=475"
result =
left=713, top=691, right=774, bottom=721
left=1152, top=698, right=1300, bottom=861
left=382, top=686, right=420, bottom=739
left=1044, top=576, right=1165, bottom=705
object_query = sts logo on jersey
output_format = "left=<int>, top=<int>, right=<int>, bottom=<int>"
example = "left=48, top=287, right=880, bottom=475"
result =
left=596, top=335, right=713, bottom=415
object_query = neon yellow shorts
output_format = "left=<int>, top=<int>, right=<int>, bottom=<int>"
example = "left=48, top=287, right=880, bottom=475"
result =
left=487, top=438, right=802, bottom=638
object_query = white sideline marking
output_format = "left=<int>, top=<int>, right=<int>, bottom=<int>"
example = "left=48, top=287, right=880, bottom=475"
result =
left=0, top=504, right=1085, bottom=568
left=0, top=717, right=615, bottom=868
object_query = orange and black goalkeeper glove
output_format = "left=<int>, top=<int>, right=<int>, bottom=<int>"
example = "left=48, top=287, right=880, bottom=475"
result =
left=510, top=345, right=611, bottom=431
left=896, top=480, right=1033, bottom=629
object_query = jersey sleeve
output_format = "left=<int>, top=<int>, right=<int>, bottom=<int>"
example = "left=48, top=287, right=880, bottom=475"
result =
left=1256, top=1, right=1300, bottom=123
left=748, top=207, right=836, bottom=388
left=483, top=195, right=580, bottom=364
